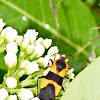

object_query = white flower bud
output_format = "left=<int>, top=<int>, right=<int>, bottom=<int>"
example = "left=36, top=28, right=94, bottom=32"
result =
left=5, top=77, right=17, bottom=88
left=16, top=35, right=23, bottom=46
left=65, top=59, right=69, bottom=62
left=43, top=56, right=49, bottom=67
left=1, top=27, right=18, bottom=43
left=21, top=38, right=29, bottom=51
left=6, top=42, right=18, bottom=54
left=69, top=73, right=75, bottom=79
left=7, top=94, right=17, bottom=100
left=55, top=54, right=60, bottom=59
left=0, top=88, right=8, bottom=100
left=19, top=60, right=30, bottom=69
left=47, top=46, right=59, bottom=55
left=67, top=68, right=74, bottom=74
left=43, top=55, right=54, bottom=67
left=25, top=61, right=39, bottom=75
left=35, top=37, right=43, bottom=45
left=17, top=88, right=34, bottom=100
left=24, top=29, right=38, bottom=44
left=0, top=18, right=6, bottom=31
left=26, top=45, right=35, bottom=55
left=43, top=38, right=52, bottom=49
left=4, top=52, right=17, bottom=69
left=61, top=54, right=65, bottom=58
left=16, top=70, right=25, bottom=78
left=34, top=44, right=45, bottom=57
left=36, top=57, right=44, bottom=67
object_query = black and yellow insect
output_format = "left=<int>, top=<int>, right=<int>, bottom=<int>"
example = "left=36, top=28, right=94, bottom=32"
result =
left=39, top=56, right=68, bottom=100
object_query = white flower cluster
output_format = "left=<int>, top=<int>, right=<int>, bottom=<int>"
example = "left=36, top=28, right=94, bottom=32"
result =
left=0, top=19, right=58, bottom=100
left=63, top=68, right=75, bottom=87
left=0, top=18, right=75, bottom=100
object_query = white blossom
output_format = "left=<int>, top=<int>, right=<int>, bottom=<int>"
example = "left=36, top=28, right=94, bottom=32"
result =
left=47, top=46, right=59, bottom=55
left=4, top=52, right=17, bottom=69
left=7, top=94, right=17, bottom=100
left=67, top=68, right=74, bottom=74
left=26, top=45, right=35, bottom=55
left=42, top=55, right=54, bottom=67
left=34, top=44, right=45, bottom=57
left=0, top=88, right=8, bottom=100
left=16, top=35, right=23, bottom=46
left=5, top=77, right=17, bottom=88
left=6, top=42, right=18, bottom=54
left=36, top=57, right=44, bottom=67
left=69, top=73, right=75, bottom=79
left=37, top=55, right=54, bottom=68
left=25, top=61, right=39, bottom=75
left=17, top=88, right=34, bottom=100
left=61, top=54, right=65, bottom=58
left=19, top=60, right=30, bottom=69
left=16, top=70, right=25, bottom=78
left=35, top=37, right=43, bottom=45
left=16, top=69, right=25, bottom=78
left=67, top=68, right=75, bottom=80
left=24, top=29, right=38, bottom=44
left=55, top=54, right=60, bottom=59
left=0, top=18, right=6, bottom=31
left=65, top=59, right=69, bottom=62
left=21, top=38, right=29, bottom=51
left=1, top=27, right=18, bottom=43
left=42, top=38, right=52, bottom=49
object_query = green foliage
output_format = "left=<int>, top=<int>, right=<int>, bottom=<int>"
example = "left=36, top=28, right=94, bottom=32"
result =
left=0, top=0, right=100, bottom=99
left=61, top=56, right=100, bottom=100
left=0, top=51, right=7, bottom=70
left=0, top=0, right=100, bottom=74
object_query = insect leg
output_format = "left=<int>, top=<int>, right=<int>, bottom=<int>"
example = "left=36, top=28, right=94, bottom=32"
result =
left=65, top=75, right=69, bottom=79
left=68, top=67, right=72, bottom=70
left=44, top=59, right=53, bottom=70
left=62, top=86, right=65, bottom=91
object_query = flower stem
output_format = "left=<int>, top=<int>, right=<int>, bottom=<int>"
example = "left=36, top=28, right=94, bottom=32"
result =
left=8, top=88, right=19, bottom=94
left=18, top=79, right=37, bottom=88
left=7, top=69, right=12, bottom=77
left=0, top=39, right=4, bottom=46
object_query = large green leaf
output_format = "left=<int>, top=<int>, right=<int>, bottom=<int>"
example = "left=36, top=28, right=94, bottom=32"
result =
left=61, top=56, right=100, bottom=100
left=0, top=0, right=99, bottom=74
left=55, top=0, right=100, bottom=73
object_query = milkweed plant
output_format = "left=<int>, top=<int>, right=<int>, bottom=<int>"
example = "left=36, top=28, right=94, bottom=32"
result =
left=0, top=18, right=75, bottom=100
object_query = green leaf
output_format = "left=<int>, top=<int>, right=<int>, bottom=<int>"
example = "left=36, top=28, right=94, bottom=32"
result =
left=0, top=52, right=7, bottom=71
left=57, top=0, right=99, bottom=49
left=0, top=51, right=7, bottom=83
left=0, top=0, right=99, bottom=73
left=84, top=0, right=96, bottom=6
left=0, top=69, right=7, bottom=84
left=61, top=56, right=100, bottom=100
left=55, top=0, right=100, bottom=73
